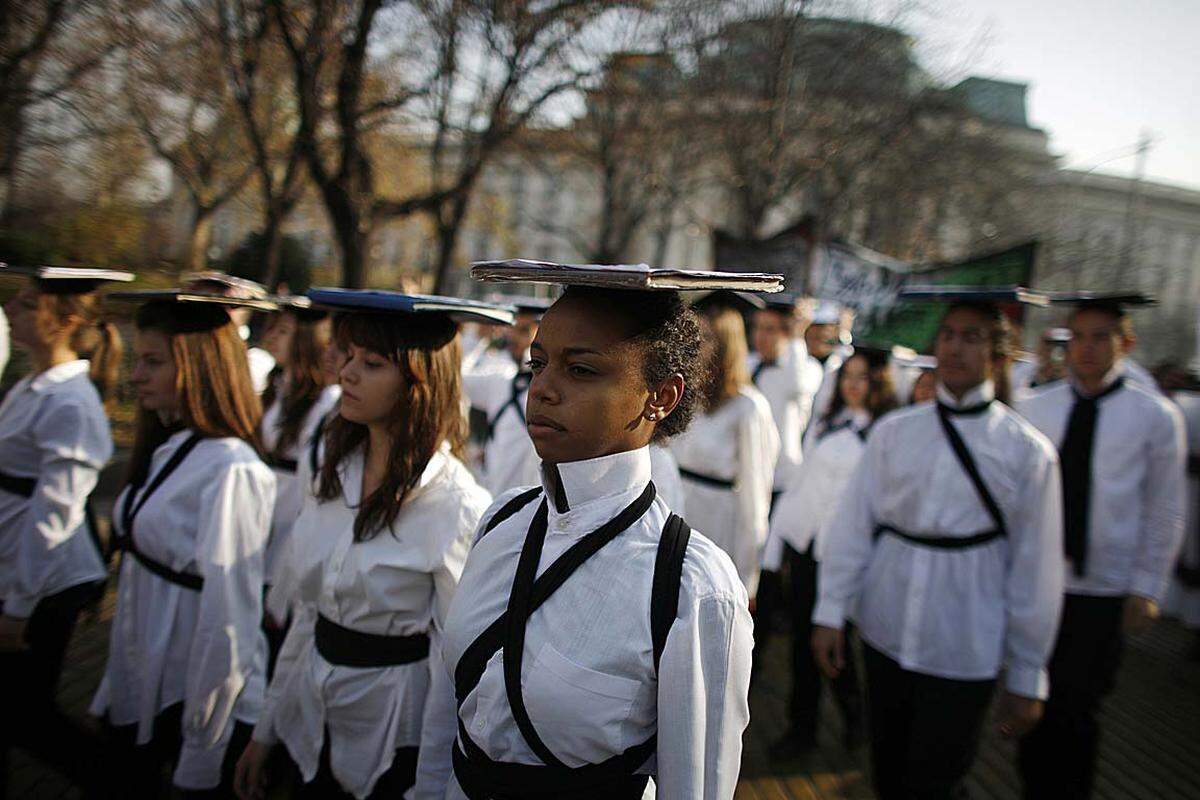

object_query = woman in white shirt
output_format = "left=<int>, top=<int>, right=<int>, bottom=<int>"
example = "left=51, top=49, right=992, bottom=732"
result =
left=671, top=305, right=780, bottom=598
left=257, top=298, right=340, bottom=672
left=0, top=265, right=128, bottom=794
left=234, top=291, right=499, bottom=800
left=420, top=265, right=762, bottom=800
left=764, top=348, right=897, bottom=759
left=91, top=291, right=277, bottom=798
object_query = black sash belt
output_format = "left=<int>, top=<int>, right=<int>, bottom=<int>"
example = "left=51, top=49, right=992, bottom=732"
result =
left=265, top=454, right=299, bottom=474
left=0, top=470, right=36, bottom=498
left=2, top=470, right=108, bottom=566
left=115, top=537, right=204, bottom=591
left=314, top=614, right=430, bottom=668
left=679, top=467, right=734, bottom=490
left=873, top=525, right=1004, bottom=550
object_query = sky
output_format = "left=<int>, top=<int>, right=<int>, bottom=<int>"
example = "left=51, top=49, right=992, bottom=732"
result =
left=911, top=0, right=1200, bottom=190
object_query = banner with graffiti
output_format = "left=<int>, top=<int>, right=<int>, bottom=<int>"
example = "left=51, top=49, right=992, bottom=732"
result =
left=855, top=241, right=1039, bottom=352
left=808, top=241, right=910, bottom=323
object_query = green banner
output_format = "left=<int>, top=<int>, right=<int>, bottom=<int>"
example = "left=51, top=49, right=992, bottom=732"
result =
left=856, top=241, right=1038, bottom=352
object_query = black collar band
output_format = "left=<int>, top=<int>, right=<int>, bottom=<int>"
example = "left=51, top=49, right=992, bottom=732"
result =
left=937, top=400, right=993, bottom=417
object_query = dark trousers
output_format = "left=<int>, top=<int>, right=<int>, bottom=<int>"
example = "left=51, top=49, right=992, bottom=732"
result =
left=863, top=643, right=995, bottom=800
left=788, top=544, right=861, bottom=736
left=107, top=703, right=253, bottom=798
left=293, top=735, right=418, bottom=799
left=1018, top=594, right=1125, bottom=800
left=0, top=581, right=109, bottom=799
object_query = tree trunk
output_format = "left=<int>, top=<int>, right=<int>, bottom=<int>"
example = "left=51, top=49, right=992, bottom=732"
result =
left=334, top=222, right=368, bottom=289
left=260, top=208, right=286, bottom=290
left=186, top=207, right=215, bottom=271
left=432, top=195, right=469, bottom=295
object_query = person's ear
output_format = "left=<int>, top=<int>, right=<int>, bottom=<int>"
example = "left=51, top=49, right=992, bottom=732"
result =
left=643, top=374, right=684, bottom=423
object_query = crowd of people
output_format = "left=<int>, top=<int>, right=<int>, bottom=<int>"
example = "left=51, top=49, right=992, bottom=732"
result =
left=0, top=259, right=1194, bottom=800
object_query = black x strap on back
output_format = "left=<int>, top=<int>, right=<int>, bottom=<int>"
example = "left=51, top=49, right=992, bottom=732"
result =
left=935, top=404, right=1008, bottom=537
left=115, top=432, right=207, bottom=591
left=485, top=371, right=531, bottom=443
left=452, top=481, right=693, bottom=798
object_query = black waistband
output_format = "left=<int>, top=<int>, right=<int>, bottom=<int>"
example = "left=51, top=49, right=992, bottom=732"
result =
left=314, top=613, right=430, bottom=668
left=874, top=525, right=1004, bottom=550
left=0, top=470, right=36, bottom=498
left=452, top=731, right=651, bottom=800
left=265, top=454, right=299, bottom=474
left=678, top=467, right=734, bottom=490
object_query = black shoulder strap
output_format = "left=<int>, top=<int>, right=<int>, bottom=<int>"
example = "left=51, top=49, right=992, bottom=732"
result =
left=479, top=486, right=543, bottom=540
left=935, top=405, right=1008, bottom=536
left=308, top=412, right=332, bottom=477
left=650, top=513, right=691, bottom=673
left=120, top=432, right=205, bottom=538
left=485, top=372, right=531, bottom=441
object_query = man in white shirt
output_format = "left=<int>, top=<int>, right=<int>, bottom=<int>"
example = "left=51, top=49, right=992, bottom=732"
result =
left=812, top=288, right=1064, bottom=799
left=1016, top=294, right=1185, bottom=799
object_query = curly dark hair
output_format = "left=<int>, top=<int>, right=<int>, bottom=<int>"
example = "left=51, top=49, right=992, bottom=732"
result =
left=559, top=286, right=707, bottom=442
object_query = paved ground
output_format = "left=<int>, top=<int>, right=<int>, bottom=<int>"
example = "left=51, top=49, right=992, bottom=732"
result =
left=8, top=465, right=1200, bottom=797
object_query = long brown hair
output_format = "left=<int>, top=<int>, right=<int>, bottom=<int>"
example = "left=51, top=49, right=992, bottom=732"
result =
left=35, top=291, right=123, bottom=400
left=701, top=306, right=750, bottom=411
left=125, top=302, right=263, bottom=488
left=316, top=311, right=466, bottom=542
left=261, top=311, right=331, bottom=456
left=821, top=352, right=899, bottom=429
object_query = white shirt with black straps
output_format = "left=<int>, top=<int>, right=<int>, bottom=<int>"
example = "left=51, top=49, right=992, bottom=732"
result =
left=0, top=360, right=109, bottom=616
left=253, top=444, right=490, bottom=799
left=1017, top=368, right=1186, bottom=602
left=90, top=430, right=275, bottom=789
left=813, top=381, right=1064, bottom=699
left=414, top=447, right=752, bottom=800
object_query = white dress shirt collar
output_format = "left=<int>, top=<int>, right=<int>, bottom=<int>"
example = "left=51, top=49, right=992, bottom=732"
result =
left=540, top=447, right=652, bottom=534
left=1067, top=362, right=1125, bottom=398
left=28, top=359, right=90, bottom=392
left=936, top=379, right=995, bottom=410
left=338, top=441, right=451, bottom=509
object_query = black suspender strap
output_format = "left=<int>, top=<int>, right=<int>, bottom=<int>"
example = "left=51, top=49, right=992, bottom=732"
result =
left=308, top=413, right=328, bottom=477
left=477, top=486, right=543, bottom=542
left=115, top=433, right=206, bottom=591
left=485, top=372, right=531, bottom=442
left=751, top=359, right=775, bottom=386
left=935, top=404, right=1008, bottom=537
left=651, top=513, right=691, bottom=671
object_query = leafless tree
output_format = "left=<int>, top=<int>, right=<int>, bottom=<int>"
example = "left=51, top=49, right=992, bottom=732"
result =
left=0, top=0, right=125, bottom=220
left=117, top=1, right=255, bottom=270
left=206, top=0, right=306, bottom=288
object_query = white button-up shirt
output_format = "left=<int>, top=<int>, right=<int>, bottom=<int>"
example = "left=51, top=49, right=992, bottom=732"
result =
left=765, top=407, right=871, bottom=569
left=670, top=387, right=780, bottom=595
left=0, top=360, right=110, bottom=616
left=748, top=338, right=810, bottom=491
left=261, top=383, right=341, bottom=585
left=254, top=445, right=490, bottom=799
left=814, top=382, right=1065, bottom=699
left=415, top=447, right=753, bottom=800
left=463, top=365, right=540, bottom=496
left=1017, top=369, right=1186, bottom=602
left=91, top=430, right=275, bottom=789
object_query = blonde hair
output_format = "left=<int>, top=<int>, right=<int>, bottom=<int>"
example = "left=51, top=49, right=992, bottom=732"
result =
left=702, top=307, right=750, bottom=410
left=36, top=292, right=123, bottom=400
